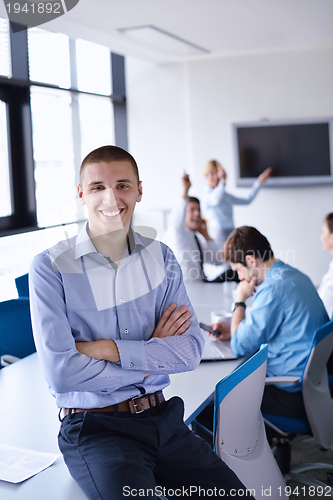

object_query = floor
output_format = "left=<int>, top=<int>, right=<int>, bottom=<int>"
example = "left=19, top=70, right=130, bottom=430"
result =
left=287, top=436, right=333, bottom=500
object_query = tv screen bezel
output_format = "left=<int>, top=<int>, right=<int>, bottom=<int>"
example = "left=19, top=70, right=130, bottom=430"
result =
left=233, top=117, right=333, bottom=188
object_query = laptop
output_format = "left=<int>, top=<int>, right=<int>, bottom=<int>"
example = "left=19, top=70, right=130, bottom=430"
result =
left=201, top=337, right=238, bottom=361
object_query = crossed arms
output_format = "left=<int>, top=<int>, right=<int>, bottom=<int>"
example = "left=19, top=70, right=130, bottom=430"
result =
left=76, top=303, right=192, bottom=363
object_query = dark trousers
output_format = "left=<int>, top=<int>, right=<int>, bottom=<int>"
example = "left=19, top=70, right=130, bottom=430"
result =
left=260, top=385, right=306, bottom=418
left=58, top=396, right=251, bottom=500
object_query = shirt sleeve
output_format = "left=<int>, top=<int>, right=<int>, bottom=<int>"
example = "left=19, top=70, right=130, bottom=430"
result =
left=203, top=182, right=226, bottom=207
left=230, top=283, right=284, bottom=356
left=167, top=198, right=188, bottom=232
left=114, top=248, right=204, bottom=374
left=29, top=252, right=146, bottom=396
left=227, top=180, right=261, bottom=206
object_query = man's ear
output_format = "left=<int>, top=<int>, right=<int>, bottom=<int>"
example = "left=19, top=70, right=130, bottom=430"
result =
left=78, top=184, right=85, bottom=205
left=245, top=254, right=257, bottom=268
left=137, top=181, right=143, bottom=203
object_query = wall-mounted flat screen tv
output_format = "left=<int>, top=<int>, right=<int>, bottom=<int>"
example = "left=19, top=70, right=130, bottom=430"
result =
left=233, top=118, right=333, bottom=187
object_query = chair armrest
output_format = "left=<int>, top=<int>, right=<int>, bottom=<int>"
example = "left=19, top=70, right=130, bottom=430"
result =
left=265, top=376, right=300, bottom=385
left=1, top=355, right=21, bottom=367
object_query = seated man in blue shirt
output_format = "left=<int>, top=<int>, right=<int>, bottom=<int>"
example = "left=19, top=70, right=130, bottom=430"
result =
left=29, top=146, right=249, bottom=500
left=211, top=226, right=329, bottom=418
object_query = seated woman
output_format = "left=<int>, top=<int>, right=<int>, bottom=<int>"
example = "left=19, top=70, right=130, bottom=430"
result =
left=318, top=212, right=333, bottom=319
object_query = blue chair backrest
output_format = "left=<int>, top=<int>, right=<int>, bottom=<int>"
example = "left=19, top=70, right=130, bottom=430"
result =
left=263, top=319, right=333, bottom=445
left=213, top=344, right=268, bottom=440
left=15, top=273, right=29, bottom=298
left=0, top=298, right=36, bottom=364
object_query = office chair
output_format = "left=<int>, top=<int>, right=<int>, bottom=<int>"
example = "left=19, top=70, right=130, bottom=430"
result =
left=0, top=298, right=36, bottom=368
left=213, top=344, right=288, bottom=499
left=263, top=319, right=333, bottom=489
left=15, top=273, right=29, bottom=298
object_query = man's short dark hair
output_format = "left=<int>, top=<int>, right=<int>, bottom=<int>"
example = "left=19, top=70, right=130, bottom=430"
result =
left=188, top=196, right=200, bottom=205
left=223, top=226, right=274, bottom=264
left=80, top=145, right=140, bottom=185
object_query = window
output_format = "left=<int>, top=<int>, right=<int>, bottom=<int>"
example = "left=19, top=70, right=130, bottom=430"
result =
left=30, top=87, right=78, bottom=227
left=30, top=90, right=115, bottom=228
left=28, top=28, right=71, bottom=88
left=0, top=18, right=11, bottom=78
left=0, top=98, right=12, bottom=217
left=76, top=39, right=112, bottom=95
left=0, top=24, right=127, bottom=236
left=78, top=93, right=115, bottom=159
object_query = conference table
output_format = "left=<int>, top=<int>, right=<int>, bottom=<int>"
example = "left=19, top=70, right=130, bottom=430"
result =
left=0, top=281, right=244, bottom=500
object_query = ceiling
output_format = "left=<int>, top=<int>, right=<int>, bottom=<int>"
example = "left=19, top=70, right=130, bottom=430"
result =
left=2, top=0, right=333, bottom=63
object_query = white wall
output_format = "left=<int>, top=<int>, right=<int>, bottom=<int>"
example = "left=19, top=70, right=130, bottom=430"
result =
left=126, top=46, right=333, bottom=285
left=126, top=57, right=192, bottom=239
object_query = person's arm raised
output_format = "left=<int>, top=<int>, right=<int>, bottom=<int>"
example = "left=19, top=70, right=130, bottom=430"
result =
left=217, top=164, right=227, bottom=185
left=181, top=172, right=191, bottom=199
left=257, top=167, right=272, bottom=184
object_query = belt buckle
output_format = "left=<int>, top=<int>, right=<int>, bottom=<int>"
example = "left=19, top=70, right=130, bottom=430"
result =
left=130, top=396, right=145, bottom=414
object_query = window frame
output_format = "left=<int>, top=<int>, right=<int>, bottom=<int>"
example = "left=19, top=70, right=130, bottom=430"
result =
left=0, top=21, right=128, bottom=237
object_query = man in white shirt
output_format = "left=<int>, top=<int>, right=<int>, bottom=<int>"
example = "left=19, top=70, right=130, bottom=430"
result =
left=165, top=173, right=235, bottom=282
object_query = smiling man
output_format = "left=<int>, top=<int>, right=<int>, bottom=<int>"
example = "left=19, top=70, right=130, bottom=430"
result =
left=29, top=146, right=249, bottom=500
left=210, top=226, right=329, bottom=419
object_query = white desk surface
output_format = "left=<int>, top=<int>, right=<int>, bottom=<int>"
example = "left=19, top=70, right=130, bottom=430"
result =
left=0, top=282, right=243, bottom=499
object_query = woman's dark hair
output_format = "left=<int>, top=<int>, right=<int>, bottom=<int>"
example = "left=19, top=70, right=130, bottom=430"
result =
left=325, top=213, right=333, bottom=234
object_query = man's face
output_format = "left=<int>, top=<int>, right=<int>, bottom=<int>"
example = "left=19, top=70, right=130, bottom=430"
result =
left=78, top=161, right=142, bottom=238
left=230, top=258, right=262, bottom=285
left=230, top=262, right=253, bottom=283
left=185, top=201, right=201, bottom=231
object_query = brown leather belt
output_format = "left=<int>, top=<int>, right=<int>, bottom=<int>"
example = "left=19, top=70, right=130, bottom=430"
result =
left=63, top=391, right=165, bottom=417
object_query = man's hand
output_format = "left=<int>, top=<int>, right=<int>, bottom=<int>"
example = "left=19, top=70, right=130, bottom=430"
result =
left=208, top=321, right=231, bottom=340
left=76, top=340, right=120, bottom=363
left=257, top=167, right=272, bottom=184
left=197, top=218, right=212, bottom=241
left=152, top=303, right=191, bottom=338
left=181, top=172, right=191, bottom=198
left=235, top=277, right=256, bottom=302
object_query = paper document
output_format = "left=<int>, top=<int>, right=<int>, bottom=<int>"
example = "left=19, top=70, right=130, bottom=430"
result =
left=0, top=444, right=60, bottom=483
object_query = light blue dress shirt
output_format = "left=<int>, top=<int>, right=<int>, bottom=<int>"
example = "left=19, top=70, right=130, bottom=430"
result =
left=202, top=180, right=261, bottom=231
left=29, top=225, right=204, bottom=409
left=230, top=260, right=329, bottom=391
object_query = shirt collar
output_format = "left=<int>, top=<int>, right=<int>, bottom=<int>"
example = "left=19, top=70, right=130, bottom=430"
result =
left=262, top=259, right=282, bottom=280
left=74, top=222, right=145, bottom=260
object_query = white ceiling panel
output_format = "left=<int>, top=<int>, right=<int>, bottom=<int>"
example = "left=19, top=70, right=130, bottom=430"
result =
left=1, top=0, right=333, bottom=62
